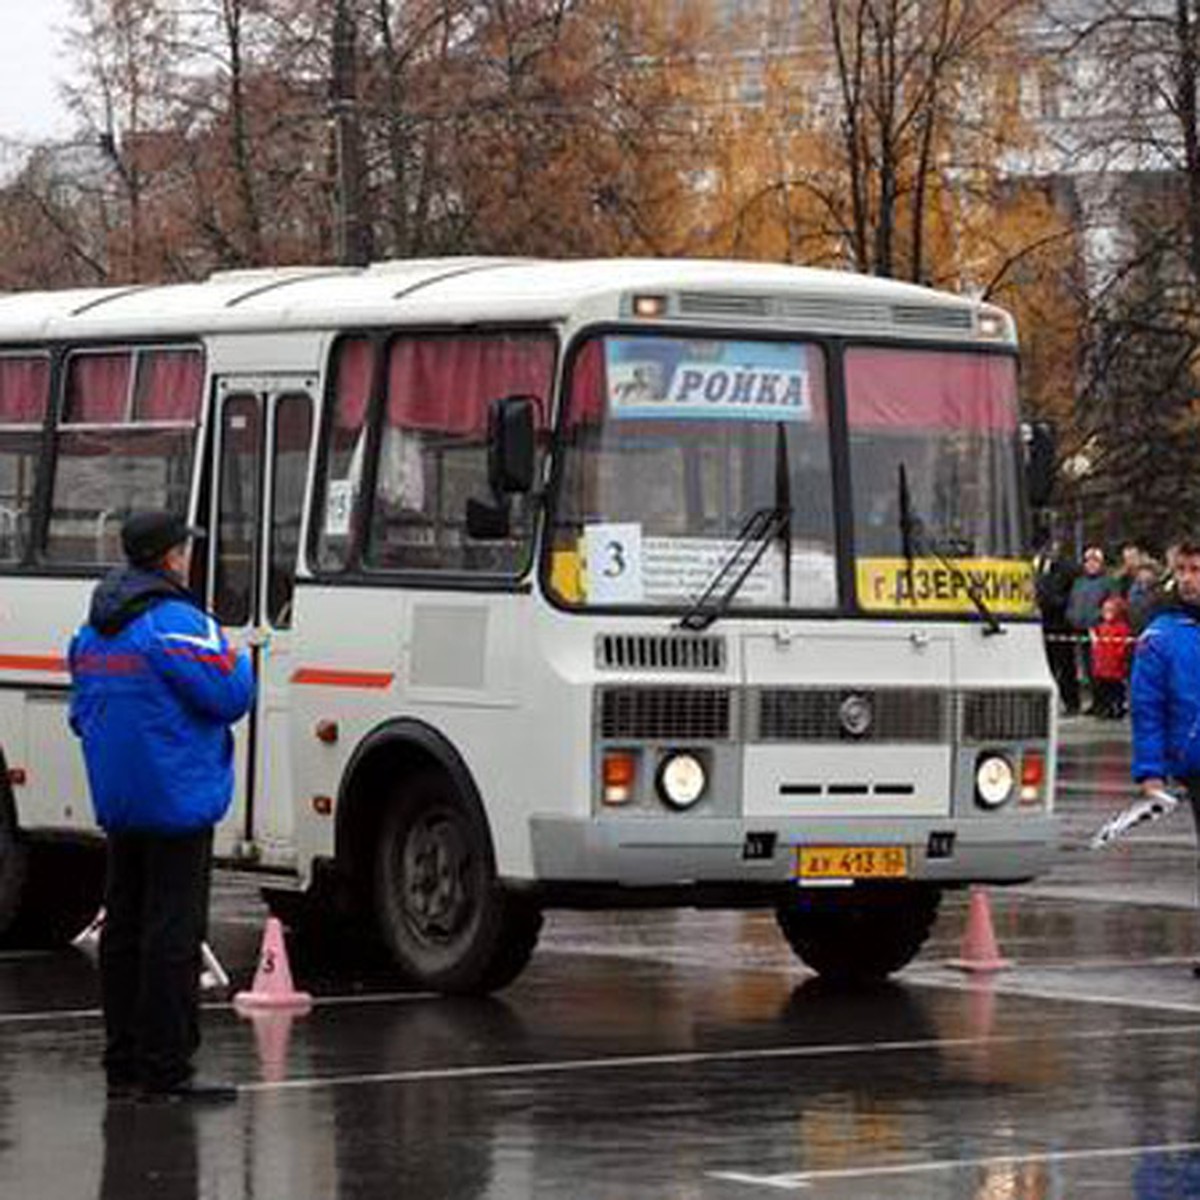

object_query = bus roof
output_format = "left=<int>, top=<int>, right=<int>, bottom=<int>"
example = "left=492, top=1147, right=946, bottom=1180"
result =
left=0, top=258, right=1010, bottom=344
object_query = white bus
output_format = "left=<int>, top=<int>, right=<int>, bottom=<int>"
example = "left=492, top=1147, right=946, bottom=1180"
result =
left=0, top=258, right=1057, bottom=991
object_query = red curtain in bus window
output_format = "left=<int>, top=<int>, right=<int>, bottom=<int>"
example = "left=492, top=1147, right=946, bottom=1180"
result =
left=845, top=347, right=1018, bottom=432
left=567, top=339, right=605, bottom=427
left=387, top=336, right=553, bottom=435
left=0, top=356, right=49, bottom=424
left=334, top=338, right=374, bottom=430
left=135, top=349, right=204, bottom=421
left=65, top=353, right=132, bottom=423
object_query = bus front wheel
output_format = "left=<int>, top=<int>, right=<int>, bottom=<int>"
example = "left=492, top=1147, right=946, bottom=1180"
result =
left=775, top=884, right=942, bottom=984
left=374, top=771, right=542, bottom=995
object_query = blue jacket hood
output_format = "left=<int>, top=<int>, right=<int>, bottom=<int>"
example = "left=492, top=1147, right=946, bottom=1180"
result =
left=88, top=566, right=198, bottom=636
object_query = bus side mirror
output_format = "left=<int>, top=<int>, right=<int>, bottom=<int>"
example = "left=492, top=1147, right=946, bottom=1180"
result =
left=467, top=396, right=539, bottom=541
left=1022, top=420, right=1056, bottom=509
left=488, top=395, right=537, bottom=495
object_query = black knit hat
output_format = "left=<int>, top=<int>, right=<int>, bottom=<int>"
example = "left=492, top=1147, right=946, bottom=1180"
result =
left=121, top=511, right=205, bottom=567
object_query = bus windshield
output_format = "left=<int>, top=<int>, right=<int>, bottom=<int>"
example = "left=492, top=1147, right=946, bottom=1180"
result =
left=548, top=334, right=838, bottom=612
left=548, top=334, right=1031, bottom=619
left=847, top=346, right=1031, bottom=616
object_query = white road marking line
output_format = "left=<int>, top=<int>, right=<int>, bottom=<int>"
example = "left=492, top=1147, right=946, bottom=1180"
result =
left=0, top=989, right=434, bottom=1027
left=708, top=1139, right=1200, bottom=1190
left=237, top=1020, right=1200, bottom=1095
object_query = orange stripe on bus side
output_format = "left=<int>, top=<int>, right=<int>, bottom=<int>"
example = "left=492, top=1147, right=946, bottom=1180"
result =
left=291, top=668, right=395, bottom=690
left=0, top=654, right=67, bottom=672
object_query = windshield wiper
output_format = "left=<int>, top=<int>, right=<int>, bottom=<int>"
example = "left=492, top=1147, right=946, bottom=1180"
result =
left=897, top=463, right=1004, bottom=636
left=678, top=424, right=794, bottom=632
left=677, top=505, right=789, bottom=632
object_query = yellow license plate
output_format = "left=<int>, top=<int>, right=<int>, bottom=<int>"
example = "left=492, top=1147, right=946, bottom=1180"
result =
left=796, top=845, right=908, bottom=880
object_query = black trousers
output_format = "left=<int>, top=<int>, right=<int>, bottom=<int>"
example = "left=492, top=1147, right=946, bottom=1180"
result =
left=101, top=829, right=213, bottom=1089
left=1044, top=628, right=1080, bottom=712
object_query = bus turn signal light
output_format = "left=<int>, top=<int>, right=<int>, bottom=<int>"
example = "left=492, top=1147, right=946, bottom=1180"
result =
left=602, top=751, right=638, bottom=805
left=1020, top=752, right=1045, bottom=805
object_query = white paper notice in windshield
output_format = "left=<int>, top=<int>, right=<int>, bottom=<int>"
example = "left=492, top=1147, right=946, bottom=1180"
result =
left=641, top=541, right=837, bottom=608
left=606, top=338, right=812, bottom=423
left=582, top=527, right=838, bottom=609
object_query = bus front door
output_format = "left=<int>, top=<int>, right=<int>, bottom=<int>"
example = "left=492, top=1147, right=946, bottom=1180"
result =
left=209, top=377, right=316, bottom=867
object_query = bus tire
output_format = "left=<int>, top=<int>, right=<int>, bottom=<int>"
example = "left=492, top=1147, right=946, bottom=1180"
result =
left=374, top=770, right=542, bottom=995
left=775, top=884, right=941, bottom=984
left=0, top=794, right=27, bottom=937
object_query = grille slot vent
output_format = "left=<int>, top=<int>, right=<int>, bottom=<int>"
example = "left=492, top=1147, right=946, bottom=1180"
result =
left=890, top=304, right=973, bottom=331
left=596, top=634, right=726, bottom=672
left=961, top=691, right=1050, bottom=742
left=598, top=687, right=733, bottom=741
left=677, top=292, right=770, bottom=317
left=777, top=296, right=890, bottom=327
left=754, top=688, right=949, bottom=742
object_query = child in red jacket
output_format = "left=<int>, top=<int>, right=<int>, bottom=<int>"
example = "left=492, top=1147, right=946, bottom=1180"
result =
left=1090, top=595, right=1133, bottom=718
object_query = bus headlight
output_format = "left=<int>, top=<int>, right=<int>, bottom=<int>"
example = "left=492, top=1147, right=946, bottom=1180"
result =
left=657, top=752, right=707, bottom=810
left=975, top=753, right=1015, bottom=809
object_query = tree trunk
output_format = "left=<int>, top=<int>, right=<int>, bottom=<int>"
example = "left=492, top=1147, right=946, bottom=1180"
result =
left=332, top=0, right=374, bottom=266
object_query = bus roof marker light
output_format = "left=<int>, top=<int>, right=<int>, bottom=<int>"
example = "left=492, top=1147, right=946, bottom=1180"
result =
left=977, top=309, right=1006, bottom=339
left=632, top=294, right=668, bottom=318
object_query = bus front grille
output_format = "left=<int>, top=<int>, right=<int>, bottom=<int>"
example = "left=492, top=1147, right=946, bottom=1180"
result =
left=753, top=688, right=949, bottom=743
left=596, top=634, right=726, bottom=673
left=961, top=690, right=1051, bottom=742
left=598, top=687, right=733, bottom=741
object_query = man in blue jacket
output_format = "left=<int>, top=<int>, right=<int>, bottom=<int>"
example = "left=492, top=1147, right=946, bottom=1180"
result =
left=69, top=511, right=254, bottom=1102
left=1131, top=540, right=1200, bottom=947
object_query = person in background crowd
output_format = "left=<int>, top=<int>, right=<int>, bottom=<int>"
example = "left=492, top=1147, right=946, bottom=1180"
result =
left=1067, top=546, right=1116, bottom=715
left=1129, top=561, right=1164, bottom=634
left=1115, top=542, right=1144, bottom=596
left=1034, top=533, right=1080, bottom=715
left=1161, top=541, right=1183, bottom=603
left=68, top=511, right=255, bottom=1103
left=1090, top=594, right=1133, bottom=718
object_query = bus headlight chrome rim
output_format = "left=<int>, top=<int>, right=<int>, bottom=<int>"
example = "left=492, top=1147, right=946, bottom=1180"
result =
left=975, top=753, right=1015, bottom=808
left=657, top=752, right=707, bottom=810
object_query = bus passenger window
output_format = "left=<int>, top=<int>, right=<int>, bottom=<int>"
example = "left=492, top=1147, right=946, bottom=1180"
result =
left=364, top=334, right=554, bottom=576
left=315, top=337, right=372, bottom=572
left=0, top=354, right=50, bottom=564
left=45, top=347, right=203, bottom=565
left=268, top=395, right=313, bottom=627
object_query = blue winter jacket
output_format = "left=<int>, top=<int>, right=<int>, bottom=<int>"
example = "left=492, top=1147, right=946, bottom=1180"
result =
left=68, top=567, right=255, bottom=833
left=1130, top=604, right=1200, bottom=782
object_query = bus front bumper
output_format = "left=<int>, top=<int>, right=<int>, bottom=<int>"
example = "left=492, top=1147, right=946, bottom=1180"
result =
left=528, top=814, right=1059, bottom=889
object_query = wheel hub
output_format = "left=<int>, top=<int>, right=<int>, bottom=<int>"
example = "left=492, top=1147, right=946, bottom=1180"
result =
left=402, top=813, right=474, bottom=942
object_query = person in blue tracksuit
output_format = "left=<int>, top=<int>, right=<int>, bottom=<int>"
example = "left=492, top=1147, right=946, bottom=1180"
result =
left=1130, top=539, right=1200, bottom=974
left=68, top=511, right=254, bottom=1102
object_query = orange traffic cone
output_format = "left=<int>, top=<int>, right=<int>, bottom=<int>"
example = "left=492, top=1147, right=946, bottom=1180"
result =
left=948, top=886, right=1011, bottom=972
left=233, top=917, right=313, bottom=1012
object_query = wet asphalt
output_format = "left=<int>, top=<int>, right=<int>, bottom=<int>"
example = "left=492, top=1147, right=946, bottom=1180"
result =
left=5, top=719, right=1200, bottom=1198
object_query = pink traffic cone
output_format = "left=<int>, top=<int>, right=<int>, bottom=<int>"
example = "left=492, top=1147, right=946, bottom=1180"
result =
left=948, top=887, right=1012, bottom=972
left=233, top=917, right=312, bottom=1012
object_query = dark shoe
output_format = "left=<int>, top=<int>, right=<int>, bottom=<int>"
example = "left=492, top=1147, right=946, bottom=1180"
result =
left=106, top=1078, right=140, bottom=1101
left=141, top=1077, right=239, bottom=1104
left=1191, top=963, right=1200, bottom=979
